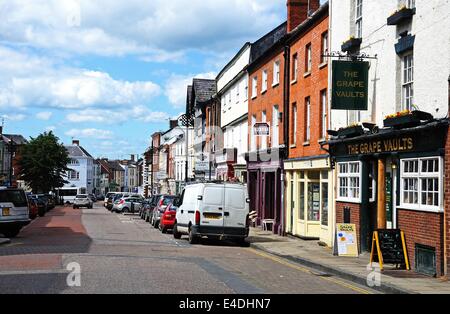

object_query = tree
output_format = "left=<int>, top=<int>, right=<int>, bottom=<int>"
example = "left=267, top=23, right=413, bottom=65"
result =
left=18, top=132, right=70, bottom=194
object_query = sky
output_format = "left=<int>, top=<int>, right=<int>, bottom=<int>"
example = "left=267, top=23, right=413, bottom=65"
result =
left=0, top=0, right=292, bottom=159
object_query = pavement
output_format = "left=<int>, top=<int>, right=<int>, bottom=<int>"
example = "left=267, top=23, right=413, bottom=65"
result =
left=0, top=203, right=377, bottom=294
left=248, top=229, right=450, bottom=294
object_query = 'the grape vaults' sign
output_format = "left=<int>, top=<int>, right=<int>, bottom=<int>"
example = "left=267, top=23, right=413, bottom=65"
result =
left=332, top=61, right=369, bottom=111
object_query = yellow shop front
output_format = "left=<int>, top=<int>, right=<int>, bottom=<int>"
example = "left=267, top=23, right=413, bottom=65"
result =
left=284, top=157, right=335, bottom=246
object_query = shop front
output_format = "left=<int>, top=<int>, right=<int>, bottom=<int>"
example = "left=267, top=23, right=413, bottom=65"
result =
left=285, top=156, right=334, bottom=246
left=328, top=119, right=449, bottom=277
left=215, top=148, right=238, bottom=181
left=246, top=148, right=286, bottom=235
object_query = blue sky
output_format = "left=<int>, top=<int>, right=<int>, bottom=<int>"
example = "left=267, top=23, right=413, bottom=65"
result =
left=0, top=0, right=292, bottom=159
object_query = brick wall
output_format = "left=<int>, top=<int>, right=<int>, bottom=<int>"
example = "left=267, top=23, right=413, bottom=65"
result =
left=444, top=118, right=450, bottom=276
left=287, top=0, right=320, bottom=32
left=397, top=209, right=444, bottom=276
left=289, top=13, right=329, bottom=159
left=336, top=202, right=361, bottom=250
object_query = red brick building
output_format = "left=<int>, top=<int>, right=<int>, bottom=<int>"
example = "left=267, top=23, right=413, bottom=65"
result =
left=283, top=1, right=332, bottom=244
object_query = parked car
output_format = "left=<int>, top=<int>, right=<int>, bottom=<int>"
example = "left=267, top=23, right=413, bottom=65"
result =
left=44, top=194, right=56, bottom=210
left=150, top=195, right=177, bottom=228
left=28, top=198, right=39, bottom=220
left=112, top=197, right=143, bottom=213
left=159, top=201, right=179, bottom=234
left=143, top=195, right=161, bottom=222
left=33, top=198, right=47, bottom=217
left=30, top=195, right=50, bottom=212
left=173, top=183, right=250, bottom=245
left=104, top=192, right=117, bottom=207
left=88, top=194, right=97, bottom=202
left=0, top=188, right=31, bottom=238
left=106, top=195, right=117, bottom=211
left=73, top=194, right=94, bottom=209
left=139, top=198, right=153, bottom=219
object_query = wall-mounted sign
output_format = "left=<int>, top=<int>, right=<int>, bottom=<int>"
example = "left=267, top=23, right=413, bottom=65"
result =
left=331, top=61, right=369, bottom=111
left=195, top=161, right=209, bottom=172
left=253, top=122, right=270, bottom=136
left=346, top=137, right=414, bottom=156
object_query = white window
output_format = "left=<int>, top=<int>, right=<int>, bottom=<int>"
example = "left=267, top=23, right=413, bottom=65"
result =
left=355, top=0, right=363, bottom=38
left=244, top=79, right=249, bottom=101
left=305, top=97, right=311, bottom=142
left=252, top=76, right=258, bottom=98
left=401, top=157, right=442, bottom=212
left=273, top=61, right=280, bottom=86
left=261, top=111, right=267, bottom=149
left=262, top=70, right=268, bottom=92
left=292, top=54, right=298, bottom=82
left=236, top=84, right=240, bottom=103
left=337, top=162, right=362, bottom=202
left=292, top=104, right=297, bottom=146
left=251, top=115, right=257, bottom=151
left=321, top=90, right=327, bottom=139
left=321, top=32, right=328, bottom=64
left=305, top=43, right=312, bottom=73
left=407, top=0, right=415, bottom=8
left=402, top=54, right=414, bottom=111
left=228, top=91, right=232, bottom=110
left=272, top=106, right=279, bottom=147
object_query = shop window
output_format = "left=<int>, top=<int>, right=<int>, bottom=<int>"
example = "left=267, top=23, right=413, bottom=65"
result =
left=401, top=157, right=442, bottom=212
left=308, top=183, right=321, bottom=222
left=337, top=162, right=361, bottom=202
left=299, top=182, right=305, bottom=220
left=321, top=182, right=329, bottom=226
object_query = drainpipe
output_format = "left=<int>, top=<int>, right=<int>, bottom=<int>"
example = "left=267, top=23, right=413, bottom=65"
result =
left=281, top=44, right=291, bottom=236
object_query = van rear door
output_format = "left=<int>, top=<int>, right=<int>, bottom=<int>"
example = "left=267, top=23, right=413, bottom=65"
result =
left=0, top=189, right=29, bottom=221
left=201, top=185, right=225, bottom=233
left=223, top=185, right=248, bottom=235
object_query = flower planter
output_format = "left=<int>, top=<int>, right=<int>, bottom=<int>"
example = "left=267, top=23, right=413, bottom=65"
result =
left=383, top=111, right=433, bottom=129
left=387, top=8, right=416, bottom=26
left=341, top=38, right=362, bottom=53
left=337, top=125, right=365, bottom=138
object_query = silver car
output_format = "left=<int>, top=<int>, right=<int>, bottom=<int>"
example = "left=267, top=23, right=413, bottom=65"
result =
left=112, top=197, right=143, bottom=213
left=73, top=194, right=94, bottom=209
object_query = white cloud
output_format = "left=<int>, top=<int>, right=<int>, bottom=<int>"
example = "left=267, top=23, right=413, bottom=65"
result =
left=0, top=0, right=285, bottom=57
left=1, top=113, right=26, bottom=122
left=36, top=111, right=53, bottom=120
left=0, top=46, right=161, bottom=110
left=65, top=105, right=170, bottom=124
left=165, top=72, right=216, bottom=108
left=65, top=128, right=114, bottom=139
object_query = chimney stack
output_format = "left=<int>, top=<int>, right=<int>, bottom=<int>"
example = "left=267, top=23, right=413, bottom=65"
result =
left=170, top=119, right=179, bottom=129
left=287, top=0, right=320, bottom=33
left=131, top=154, right=135, bottom=162
left=72, top=139, right=80, bottom=146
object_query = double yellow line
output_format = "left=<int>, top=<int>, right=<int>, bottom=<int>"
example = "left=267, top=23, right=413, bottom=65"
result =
left=249, top=248, right=373, bottom=295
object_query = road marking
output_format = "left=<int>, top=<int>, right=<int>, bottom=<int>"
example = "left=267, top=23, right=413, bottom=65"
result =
left=249, top=248, right=373, bottom=295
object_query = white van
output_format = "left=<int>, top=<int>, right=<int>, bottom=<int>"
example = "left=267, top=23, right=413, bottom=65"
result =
left=0, top=188, right=30, bottom=238
left=173, top=183, right=250, bottom=245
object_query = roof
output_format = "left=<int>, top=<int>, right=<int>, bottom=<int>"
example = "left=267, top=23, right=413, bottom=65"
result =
left=192, top=78, right=216, bottom=106
left=65, top=145, right=93, bottom=158
left=216, top=42, right=251, bottom=81
left=107, top=160, right=125, bottom=172
left=1, top=134, right=28, bottom=145
left=249, top=22, right=287, bottom=66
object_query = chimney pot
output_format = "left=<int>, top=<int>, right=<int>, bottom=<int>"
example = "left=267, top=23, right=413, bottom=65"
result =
left=73, top=140, right=80, bottom=146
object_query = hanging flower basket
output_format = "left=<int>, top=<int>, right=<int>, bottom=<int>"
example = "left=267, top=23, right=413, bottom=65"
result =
left=341, top=37, right=362, bottom=52
left=387, top=7, right=416, bottom=25
left=337, top=124, right=365, bottom=138
left=384, top=110, right=433, bottom=129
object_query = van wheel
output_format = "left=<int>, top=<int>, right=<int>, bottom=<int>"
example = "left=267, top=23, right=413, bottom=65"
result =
left=236, top=238, right=250, bottom=247
left=173, top=224, right=182, bottom=239
left=2, top=228, right=21, bottom=238
left=188, top=227, right=198, bottom=245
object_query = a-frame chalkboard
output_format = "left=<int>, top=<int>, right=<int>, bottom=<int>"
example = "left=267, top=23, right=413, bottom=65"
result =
left=370, top=229, right=410, bottom=271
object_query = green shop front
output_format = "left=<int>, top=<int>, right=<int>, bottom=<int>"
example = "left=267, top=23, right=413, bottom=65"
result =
left=328, top=119, right=449, bottom=277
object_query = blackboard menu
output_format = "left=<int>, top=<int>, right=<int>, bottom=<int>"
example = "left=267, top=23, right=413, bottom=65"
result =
left=372, top=229, right=407, bottom=266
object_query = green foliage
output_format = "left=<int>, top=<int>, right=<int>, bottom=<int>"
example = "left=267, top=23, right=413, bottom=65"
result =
left=18, top=131, right=70, bottom=194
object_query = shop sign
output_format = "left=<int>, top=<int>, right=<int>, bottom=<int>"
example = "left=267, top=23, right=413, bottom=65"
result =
left=346, top=137, right=414, bottom=156
left=195, top=161, right=209, bottom=172
left=254, top=122, right=270, bottom=136
left=335, top=224, right=359, bottom=257
left=156, top=172, right=168, bottom=180
left=331, top=61, right=369, bottom=110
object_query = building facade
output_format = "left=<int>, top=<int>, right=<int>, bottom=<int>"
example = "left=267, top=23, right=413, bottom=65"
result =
left=216, top=43, right=251, bottom=182
left=63, top=140, right=95, bottom=194
left=328, top=0, right=450, bottom=276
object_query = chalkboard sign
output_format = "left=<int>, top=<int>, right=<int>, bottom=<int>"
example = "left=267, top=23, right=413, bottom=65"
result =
left=370, top=229, right=410, bottom=271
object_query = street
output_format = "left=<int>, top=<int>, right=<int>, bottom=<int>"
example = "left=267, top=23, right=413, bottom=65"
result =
left=0, top=203, right=375, bottom=294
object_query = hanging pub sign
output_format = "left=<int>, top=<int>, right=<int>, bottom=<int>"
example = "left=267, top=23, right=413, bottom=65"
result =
left=331, top=60, right=369, bottom=111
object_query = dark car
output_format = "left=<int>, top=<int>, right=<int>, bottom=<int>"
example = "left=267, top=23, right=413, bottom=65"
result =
left=139, top=198, right=153, bottom=219
left=44, top=194, right=56, bottom=210
left=106, top=194, right=122, bottom=211
left=150, top=195, right=177, bottom=228
left=30, top=195, right=49, bottom=212
left=143, top=195, right=161, bottom=222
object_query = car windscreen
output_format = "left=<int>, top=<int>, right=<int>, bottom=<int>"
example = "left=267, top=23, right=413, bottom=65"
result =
left=0, top=190, right=28, bottom=207
left=162, top=197, right=176, bottom=206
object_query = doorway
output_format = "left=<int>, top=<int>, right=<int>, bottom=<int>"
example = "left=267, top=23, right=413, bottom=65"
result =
left=264, top=172, right=275, bottom=220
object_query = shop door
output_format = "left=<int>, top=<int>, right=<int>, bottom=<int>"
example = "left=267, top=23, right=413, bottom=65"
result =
left=264, top=172, right=275, bottom=219
left=361, top=161, right=378, bottom=252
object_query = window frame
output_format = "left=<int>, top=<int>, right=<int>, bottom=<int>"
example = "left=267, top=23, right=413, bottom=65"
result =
left=320, top=90, right=327, bottom=140
left=252, top=76, right=258, bottom=99
left=304, top=97, right=311, bottom=143
left=291, top=103, right=297, bottom=146
left=337, top=161, right=362, bottom=203
left=355, top=0, right=363, bottom=38
left=402, top=53, right=414, bottom=111
left=292, top=53, right=298, bottom=82
left=262, top=69, right=268, bottom=93
left=273, top=60, right=280, bottom=86
left=400, top=157, right=443, bottom=213
left=320, top=32, right=328, bottom=65
left=305, top=43, right=312, bottom=73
